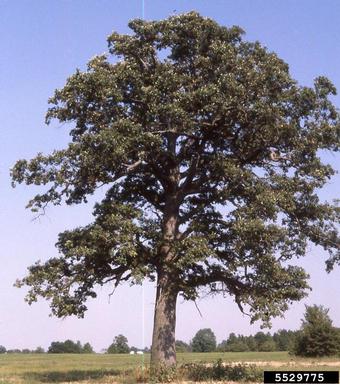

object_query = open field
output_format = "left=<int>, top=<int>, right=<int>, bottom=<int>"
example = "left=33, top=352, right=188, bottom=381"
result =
left=1, top=352, right=340, bottom=383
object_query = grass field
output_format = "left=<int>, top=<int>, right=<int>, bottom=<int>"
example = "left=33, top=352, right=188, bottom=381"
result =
left=0, top=352, right=340, bottom=383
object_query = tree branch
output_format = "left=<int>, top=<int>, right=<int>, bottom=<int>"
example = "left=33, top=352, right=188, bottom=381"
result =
left=122, top=159, right=143, bottom=172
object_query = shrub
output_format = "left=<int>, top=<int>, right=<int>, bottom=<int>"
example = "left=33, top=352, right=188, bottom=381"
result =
left=292, top=305, right=340, bottom=357
left=149, top=364, right=178, bottom=383
left=183, top=359, right=262, bottom=382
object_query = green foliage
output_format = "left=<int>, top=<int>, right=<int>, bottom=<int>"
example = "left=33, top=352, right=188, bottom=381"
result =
left=258, top=339, right=276, bottom=352
left=184, top=359, right=262, bottom=382
left=292, top=305, right=340, bottom=357
left=107, top=334, right=130, bottom=354
left=175, top=340, right=191, bottom=352
left=229, top=341, right=249, bottom=352
left=218, top=330, right=298, bottom=352
left=191, top=328, right=217, bottom=352
left=136, top=359, right=263, bottom=383
left=12, top=10, right=340, bottom=355
left=218, top=333, right=250, bottom=352
left=34, top=346, right=45, bottom=354
left=217, top=339, right=228, bottom=352
left=244, top=335, right=257, bottom=351
left=0, top=345, right=6, bottom=354
left=220, top=340, right=249, bottom=352
left=48, top=340, right=94, bottom=354
left=273, top=329, right=297, bottom=351
left=254, top=331, right=276, bottom=351
left=82, top=342, right=94, bottom=354
left=149, top=363, right=178, bottom=383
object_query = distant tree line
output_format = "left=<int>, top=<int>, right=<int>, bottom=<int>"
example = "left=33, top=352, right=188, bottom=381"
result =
left=105, top=334, right=149, bottom=354
left=1, top=306, right=338, bottom=358
left=176, top=305, right=340, bottom=357
left=0, top=335, right=146, bottom=355
left=175, top=328, right=297, bottom=353
left=48, top=340, right=94, bottom=353
left=175, top=329, right=289, bottom=354
left=0, top=342, right=94, bottom=354
left=0, top=346, right=45, bottom=354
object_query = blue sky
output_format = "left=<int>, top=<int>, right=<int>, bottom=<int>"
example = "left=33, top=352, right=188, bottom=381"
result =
left=0, top=0, right=339, bottom=352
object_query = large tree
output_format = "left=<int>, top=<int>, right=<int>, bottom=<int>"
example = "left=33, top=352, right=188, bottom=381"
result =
left=292, top=305, right=340, bottom=357
left=191, top=328, right=217, bottom=352
left=12, top=12, right=339, bottom=367
left=107, top=334, right=130, bottom=354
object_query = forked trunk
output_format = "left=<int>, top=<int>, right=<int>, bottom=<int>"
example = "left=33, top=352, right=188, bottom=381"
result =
left=150, top=274, right=178, bottom=367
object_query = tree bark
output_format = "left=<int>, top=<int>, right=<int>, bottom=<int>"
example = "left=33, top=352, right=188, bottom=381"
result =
left=150, top=273, right=178, bottom=367
left=150, top=164, right=180, bottom=367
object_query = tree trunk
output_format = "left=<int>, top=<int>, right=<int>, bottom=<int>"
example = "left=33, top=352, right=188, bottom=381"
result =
left=150, top=178, right=180, bottom=367
left=150, top=273, right=178, bottom=367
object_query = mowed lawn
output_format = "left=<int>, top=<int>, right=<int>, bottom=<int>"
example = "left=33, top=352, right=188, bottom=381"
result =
left=1, top=352, right=340, bottom=383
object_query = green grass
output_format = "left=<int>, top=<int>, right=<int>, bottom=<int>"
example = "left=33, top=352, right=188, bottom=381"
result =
left=0, top=353, right=146, bottom=383
left=0, top=352, right=339, bottom=383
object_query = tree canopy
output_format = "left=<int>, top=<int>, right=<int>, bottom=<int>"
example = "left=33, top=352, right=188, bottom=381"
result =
left=107, top=334, right=130, bottom=354
left=12, top=12, right=339, bottom=366
left=191, top=328, right=217, bottom=352
left=293, top=305, right=340, bottom=357
left=47, top=340, right=93, bottom=354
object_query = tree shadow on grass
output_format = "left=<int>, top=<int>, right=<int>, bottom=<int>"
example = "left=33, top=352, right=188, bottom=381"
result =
left=23, top=368, right=120, bottom=382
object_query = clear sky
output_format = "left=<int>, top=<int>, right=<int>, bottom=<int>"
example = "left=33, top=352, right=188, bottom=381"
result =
left=0, top=0, right=339, bottom=352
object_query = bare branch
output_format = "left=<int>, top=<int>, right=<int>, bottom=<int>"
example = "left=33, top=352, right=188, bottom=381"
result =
left=194, top=300, right=203, bottom=318
left=122, top=159, right=143, bottom=172
left=31, top=202, right=49, bottom=222
left=269, top=148, right=289, bottom=162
